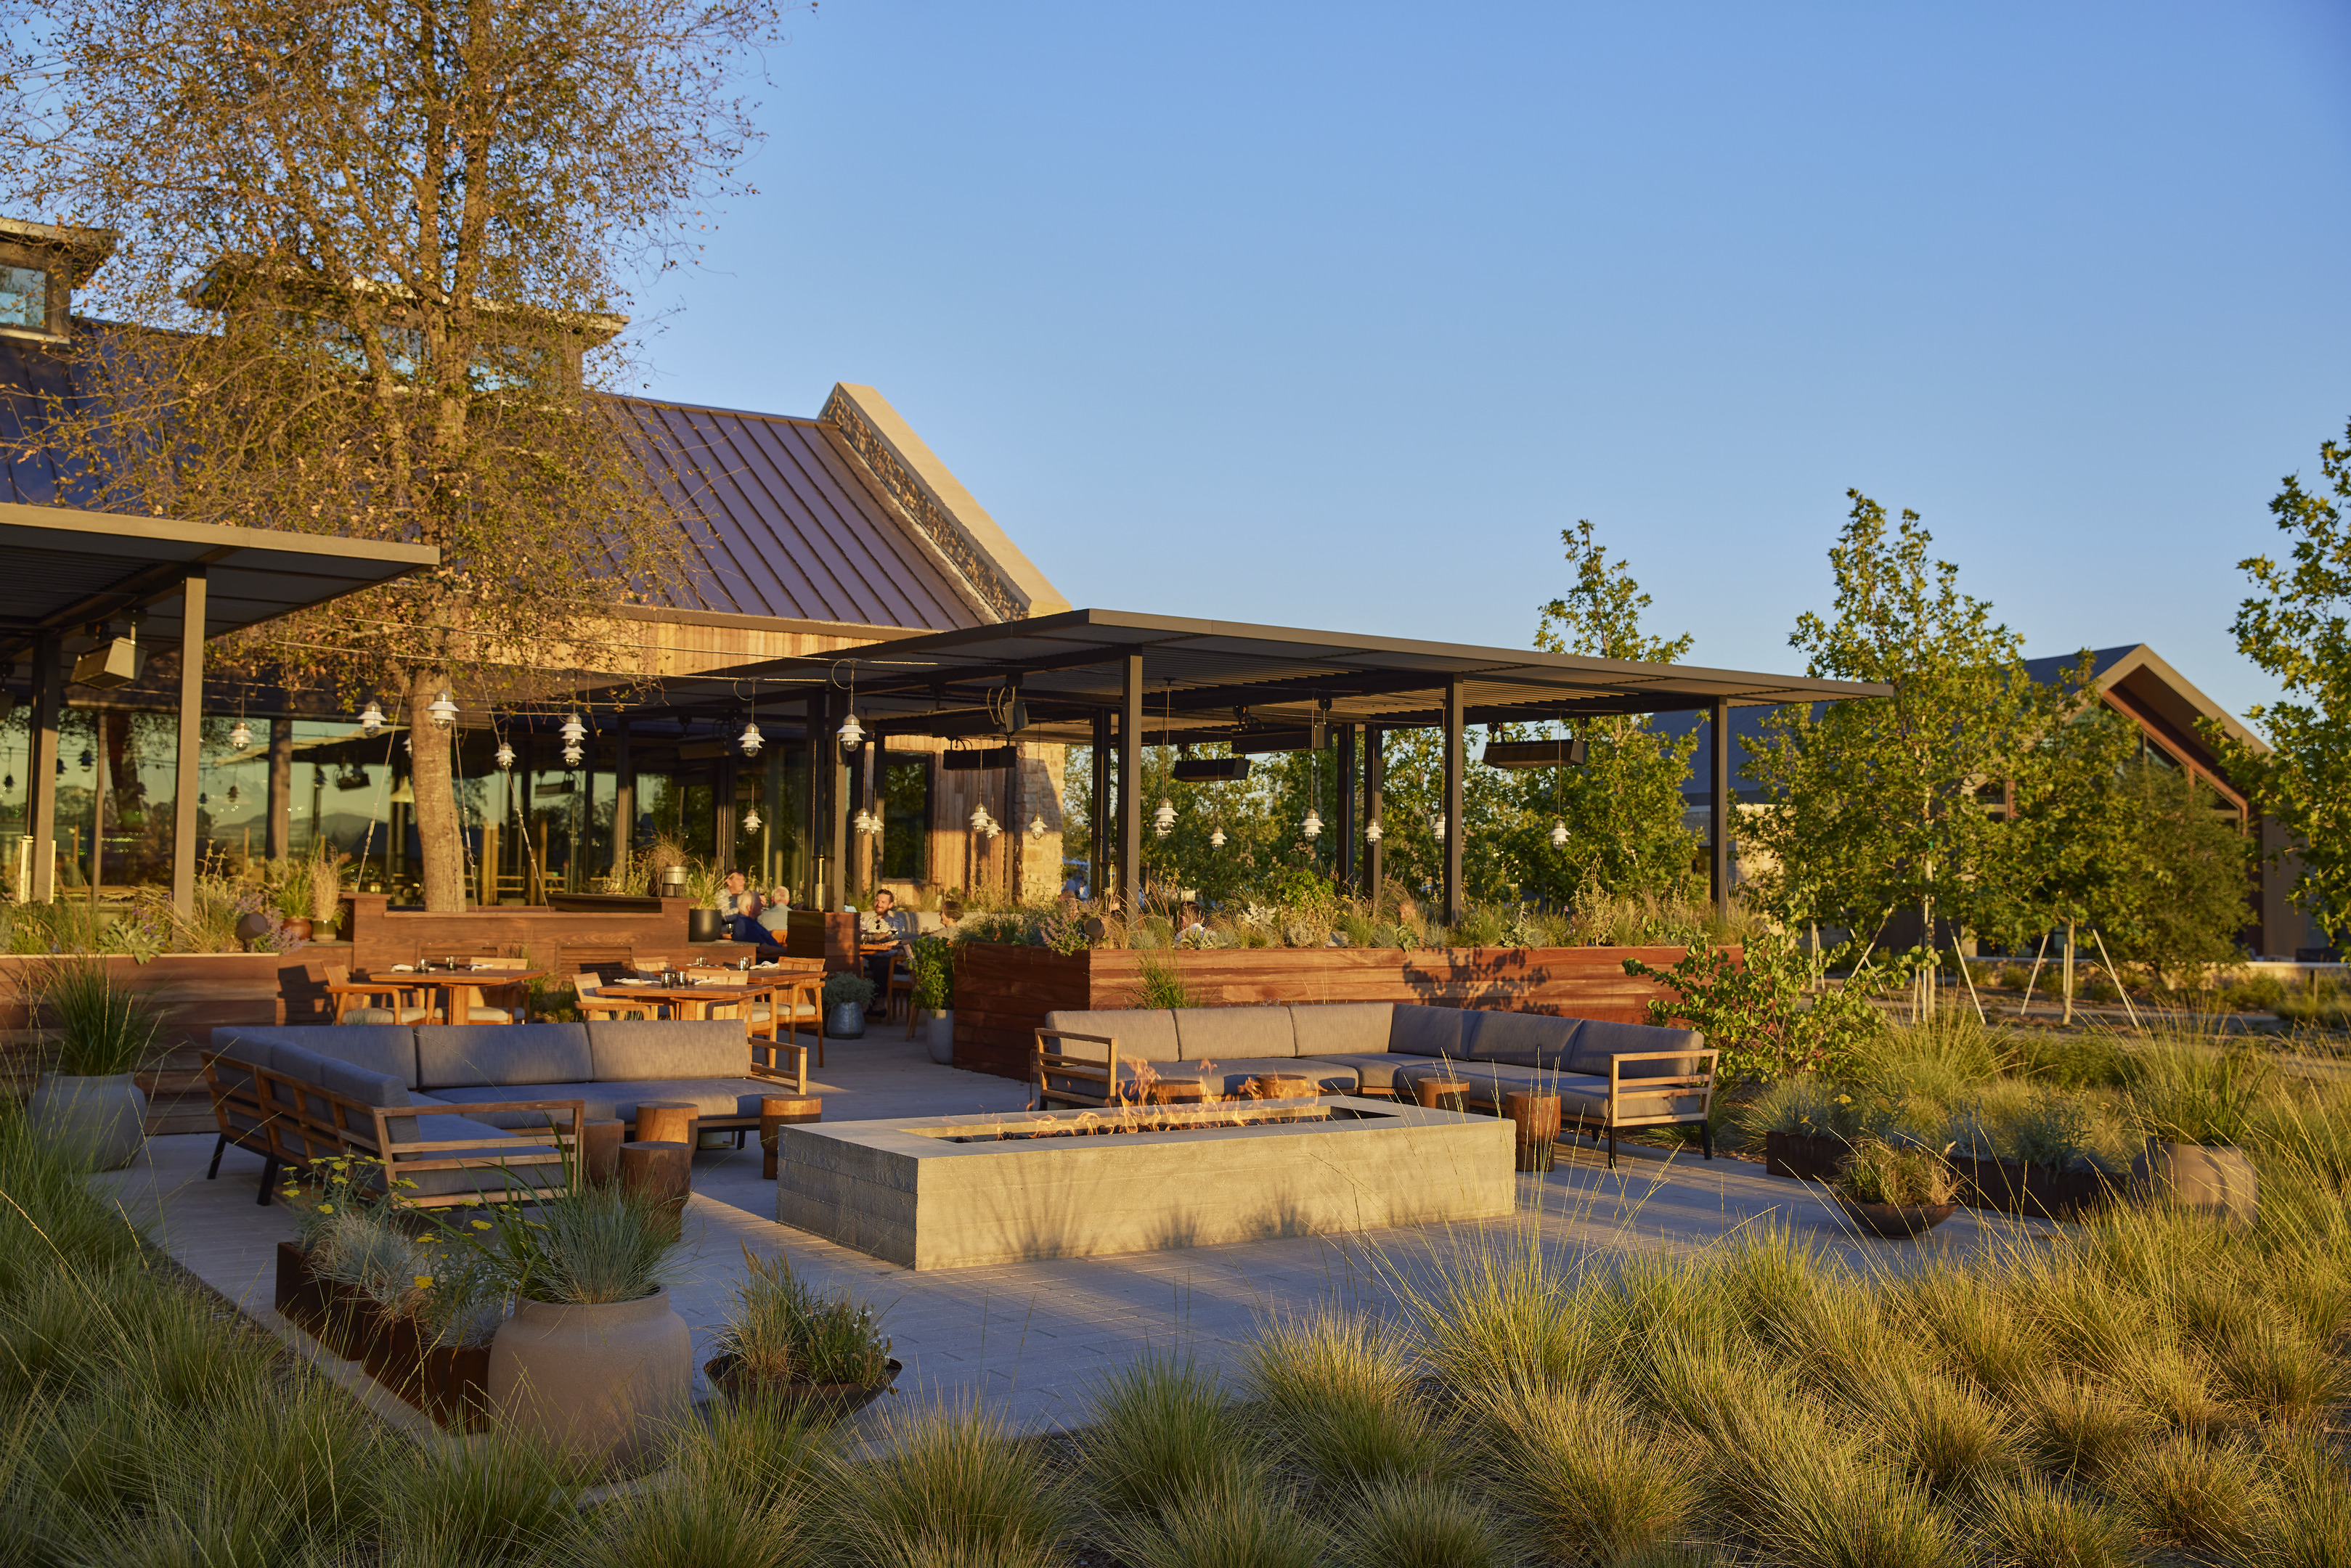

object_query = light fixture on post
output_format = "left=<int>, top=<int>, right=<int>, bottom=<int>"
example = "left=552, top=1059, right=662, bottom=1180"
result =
left=428, top=691, right=458, bottom=727
left=359, top=701, right=385, bottom=735
left=1153, top=799, right=1175, bottom=838
left=1431, top=815, right=1446, bottom=843
left=494, top=741, right=515, bottom=770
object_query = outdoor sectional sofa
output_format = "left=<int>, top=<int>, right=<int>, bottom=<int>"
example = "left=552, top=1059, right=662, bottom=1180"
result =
left=1035, top=1002, right=1717, bottom=1167
left=200, top=1019, right=808, bottom=1208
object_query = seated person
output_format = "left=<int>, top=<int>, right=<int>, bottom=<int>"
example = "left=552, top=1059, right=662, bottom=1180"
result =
left=860, top=888, right=916, bottom=1015
left=755, top=889, right=792, bottom=941
left=720, top=870, right=764, bottom=944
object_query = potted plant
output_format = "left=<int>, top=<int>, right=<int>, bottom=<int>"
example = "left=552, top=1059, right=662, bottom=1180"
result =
left=824, top=970, right=876, bottom=1040
left=24, top=957, right=164, bottom=1170
left=680, top=859, right=727, bottom=942
left=704, top=1246, right=899, bottom=1418
left=1749, top=1076, right=1854, bottom=1183
left=1832, top=1136, right=1960, bottom=1238
left=2124, top=1045, right=2264, bottom=1230
left=473, top=1181, right=693, bottom=1476
left=910, top=935, right=956, bottom=1064
left=1947, top=1088, right=2120, bottom=1221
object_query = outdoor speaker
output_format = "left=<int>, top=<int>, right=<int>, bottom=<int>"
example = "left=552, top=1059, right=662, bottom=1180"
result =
left=71, top=637, right=140, bottom=689
left=942, top=746, right=1016, bottom=771
left=1480, top=737, right=1588, bottom=769
left=1171, top=756, right=1251, bottom=782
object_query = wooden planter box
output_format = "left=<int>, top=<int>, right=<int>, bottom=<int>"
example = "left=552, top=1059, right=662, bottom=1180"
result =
left=949, top=942, right=1717, bottom=1081
left=274, top=1241, right=492, bottom=1431
left=1764, top=1130, right=1848, bottom=1182
left=1951, top=1156, right=2116, bottom=1221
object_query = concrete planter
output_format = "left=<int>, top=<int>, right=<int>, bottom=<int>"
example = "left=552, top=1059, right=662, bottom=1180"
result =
left=28, top=1073, right=147, bottom=1170
left=1952, top=1156, right=2116, bottom=1221
left=2133, top=1140, right=2257, bottom=1230
left=686, top=909, right=725, bottom=943
left=925, top=1009, right=955, bottom=1064
left=488, top=1289, right=692, bottom=1476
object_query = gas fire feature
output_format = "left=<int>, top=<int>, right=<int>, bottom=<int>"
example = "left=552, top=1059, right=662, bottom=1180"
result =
left=773, top=1096, right=1516, bottom=1270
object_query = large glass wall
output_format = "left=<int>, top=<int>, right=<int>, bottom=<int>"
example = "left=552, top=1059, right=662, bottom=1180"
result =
left=879, top=753, right=931, bottom=882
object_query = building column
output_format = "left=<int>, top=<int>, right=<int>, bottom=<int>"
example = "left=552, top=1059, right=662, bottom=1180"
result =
left=1089, top=711, right=1110, bottom=902
left=828, top=701, right=851, bottom=910
left=1364, top=724, right=1384, bottom=907
left=714, top=753, right=737, bottom=873
left=1120, top=654, right=1144, bottom=912
left=1336, top=723, right=1358, bottom=894
left=1709, top=697, right=1732, bottom=920
left=762, top=740, right=783, bottom=891
left=27, top=632, right=61, bottom=902
left=802, top=695, right=824, bottom=907
left=611, top=727, right=633, bottom=880
left=1442, top=681, right=1465, bottom=928
left=266, top=717, right=293, bottom=861
left=171, top=570, right=207, bottom=916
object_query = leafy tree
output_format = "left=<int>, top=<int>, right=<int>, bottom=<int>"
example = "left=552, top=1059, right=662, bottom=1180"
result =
left=1622, top=930, right=1887, bottom=1082
left=2100, top=759, right=2254, bottom=992
left=2208, top=420, right=2351, bottom=944
left=3, top=0, right=787, bottom=909
left=1742, top=491, right=2064, bottom=958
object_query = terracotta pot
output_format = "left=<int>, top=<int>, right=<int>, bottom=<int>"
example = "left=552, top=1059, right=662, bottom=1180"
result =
left=1833, top=1193, right=1959, bottom=1238
left=704, top=1354, right=902, bottom=1421
left=28, top=1073, right=148, bottom=1172
left=926, top=1010, right=955, bottom=1065
left=1763, top=1130, right=1846, bottom=1183
left=280, top=915, right=314, bottom=942
left=2133, top=1140, right=2257, bottom=1230
left=488, top=1288, right=693, bottom=1477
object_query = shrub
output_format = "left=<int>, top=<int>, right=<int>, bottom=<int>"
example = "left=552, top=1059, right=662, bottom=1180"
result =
left=1329, top=1474, right=1513, bottom=1568
left=2116, top=1436, right=2266, bottom=1557
left=1623, top=931, right=1888, bottom=1082
left=1975, top=1478, right=2135, bottom=1568
left=709, top=1246, right=892, bottom=1388
left=1477, top=1383, right=1697, bottom=1562
left=1075, top=1353, right=1259, bottom=1523
left=826, top=1400, right=1071, bottom=1568
left=822, top=971, right=876, bottom=1010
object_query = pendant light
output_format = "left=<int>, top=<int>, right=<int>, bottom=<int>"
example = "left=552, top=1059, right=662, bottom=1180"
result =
left=494, top=741, right=515, bottom=769
left=1210, top=827, right=1226, bottom=849
left=427, top=690, right=458, bottom=727
left=359, top=701, right=385, bottom=735
left=1302, top=808, right=1323, bottom=839
left=1153, top=799, right=1176, bottom=838
left=983, top=815, right=1001, bottom=841
left=969, top=804, right=990, bottom=834
left=1364, top=819, right=1382, bottom=844
left=838, top=709, right=865, bottom=753
left=562, top=743, right=583, bottom=767
left=1028, top=814, right=1047, bottom=838
left=1432, top=815, right=1446, bottom=843
left=739, top=717, right=764, bottom=756
left=1550, top=820, right=1568, bottom=849
left=225, top=783, right=238, bottom=804
left=559, top=712, right=585, bottom=747
left=229, top=719, right=253, bottom=751
left=743, top=807, right=763, bottom=833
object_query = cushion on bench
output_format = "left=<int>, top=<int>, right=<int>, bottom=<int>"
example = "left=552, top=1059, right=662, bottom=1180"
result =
left=303, top=1025, right=425, bottom=1088
left=1461, top=1010, right=1582, bottom=1069
left=1289, top=1002, right=1394, bottom=1058
left=1564, top=1019, right=1706, bottom=1079
left=416, top=1024, right=594, bottom=1089
left=1188, top=1057, right=1359, bottom=1096
left=1293, top=1051, right=1411, bottom=1094
left=1038, top=1010, right=1185, bottom=1063
left=1176, top=1006, right=1297, bottom=1061
left=427, top=1077, right=780, bottom=1127
left=585, top=1020, right=752, bottom=1081
left=1388, top=1005, right=1468, bottom=1059
left=1392, top=1058, right=1606, bottom=1106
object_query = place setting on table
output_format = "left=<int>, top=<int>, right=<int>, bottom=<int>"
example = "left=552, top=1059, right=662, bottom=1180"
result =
left=359, top=959, right=545, bottom=1024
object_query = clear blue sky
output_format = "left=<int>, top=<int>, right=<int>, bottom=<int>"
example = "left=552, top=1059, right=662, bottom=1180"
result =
left=637, top=1, right=2351, bottom=725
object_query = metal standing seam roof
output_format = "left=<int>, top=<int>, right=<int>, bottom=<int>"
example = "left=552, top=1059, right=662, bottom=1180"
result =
left=623, top=608, right=1894, bottom=741
left=615, top=396, right=990, bottom=634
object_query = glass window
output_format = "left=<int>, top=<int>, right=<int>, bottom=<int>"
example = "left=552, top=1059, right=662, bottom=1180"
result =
left=0, top=265, right=46, bottom=331
left=880, top=755, right=930, bottom=881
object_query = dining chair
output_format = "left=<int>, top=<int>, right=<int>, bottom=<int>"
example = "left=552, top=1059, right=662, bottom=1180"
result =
left=463, top=957, right=531, bottom=1024
left=322, top=964, right=431, bottom=1026
left=573, top=972, right=651, bottom=1021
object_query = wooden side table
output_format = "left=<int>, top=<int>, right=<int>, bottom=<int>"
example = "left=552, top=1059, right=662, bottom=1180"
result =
left=1415, top=1078, right=1471, bottom=1114
left=1506, top=1092, right=1561, bottom=1172
left=759, top=1095, right=820, bottom=1180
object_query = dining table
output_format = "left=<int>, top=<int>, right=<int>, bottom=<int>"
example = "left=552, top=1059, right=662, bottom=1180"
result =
left=608, top=976, right=806, bottom=1024
left=362, top=966, right=545, bottom=1025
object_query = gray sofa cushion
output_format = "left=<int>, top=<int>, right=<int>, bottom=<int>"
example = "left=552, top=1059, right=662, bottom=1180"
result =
left=428, top=1077, right=778, bottom=1128
left=1290, top=1003, right=1394, bottom=1058
left=1462, top=1010, right=1583, bottom=1069
left=306, top=1025, right=423, bottom=1088
left=1038, top=1010, right=1185, bottom=1063
left=1388, top=1005, right=1467, bottom=1059
left=585, top=1020, right=751, bottom=1082
left=1176, top=1006, right=1297, bottom=1061
left=416, top=1024, right=594, bottom=1089
left=1564, top=1020, right=1706, bottom=1080
left=1294, top=1051, right=1412, bottom=1094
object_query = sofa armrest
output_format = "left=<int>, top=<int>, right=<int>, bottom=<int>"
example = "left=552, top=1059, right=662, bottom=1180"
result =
left=370, top=1099, right=584, bottom=1207
left=1604, top=1048, right=1719, bottom=1127
left=1033, top=1028, right=1120, bottom=1110
left=749, top=1035, right=810, bottom=1094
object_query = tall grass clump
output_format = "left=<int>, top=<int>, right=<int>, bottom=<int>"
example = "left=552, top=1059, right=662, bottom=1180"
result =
left=1243, top=1310, right=1451, bottom=1488
left=1076, top=1352, right=1261, bottom=1522
left=1396, top=1232, right=1607, bottom=1393
left=1329, top=1474, right=1514, bottom=1568
left=1474, top=1382, right=1696, bottom=1562
left=28, top=955, right=167, bottom=1078
left=825, top=1400, right=1070, bottom=1568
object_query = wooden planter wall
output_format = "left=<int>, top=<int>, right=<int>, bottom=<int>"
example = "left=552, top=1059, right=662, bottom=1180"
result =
left=950, top=943, right=1717, bottom=1082
left=341, top=896, right=859, bottom=974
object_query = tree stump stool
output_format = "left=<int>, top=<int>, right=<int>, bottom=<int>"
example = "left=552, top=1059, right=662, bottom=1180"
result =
left=619, top=1140, right=692, bottom=1232
left=759, top=1095, right=821, bottom=1180
left=1506, top=1092, right=1562, bottom=1173
left=1144, top=1079, right=1214, bottom=1108
left=634, top=1101, right=698, bottom=1149
left=1415, top=1078, right=1472, bottom=1114
left=1243, top=1074, right=1316, bottom=1101
left=580, top=1119, right=625, bottom=1186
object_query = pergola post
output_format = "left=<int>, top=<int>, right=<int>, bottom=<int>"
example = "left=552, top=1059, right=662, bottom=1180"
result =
left=27, top=632, right=61, bottom=902
left=1336, top=723, right=1358, bottom=894
left=714, top=752, right=737, bottom=873
left=1120, top=653, right=1144, bottom=912
left=828, top=702, right=850, bottom=910
left=1709, top=697, right=1732, bottom=920
left=802, top=693, right=824, bottom=907
left=266, top=719, right=293, bottom=861
left=762, top=738, right=783, bottom=891
left=611, top=727, right=634, bottom=880
left=1364, top=724, right=1384, bottom=907
left=171, top=570, right=207, bottom=917
left=1442, top=679, right=1465, bottom=928
left=1089, top=710, right=1110, bottom=901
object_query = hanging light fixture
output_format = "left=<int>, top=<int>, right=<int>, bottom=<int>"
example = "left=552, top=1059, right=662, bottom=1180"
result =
left=562, top=743, right=583, bottom=767
left=1550, top=820, right=1569, bottom=849
left=560, top=712, right=586, bottom=747
left=225, top=783, right=238, bottom=804
left=494, top=741, right=515, bottom=770
left=743, top=807, right=763, bottom=833
left=1210, top=827, right=1226, bottom=849
left=983, top=815, right=1001, bottom=841
left=1364, top=818, right=1382, bottom=844
left=856, top=809, right=881, bottom=835
left=838, top=709, right=865, bottom=753
left=1029, top=814, right=1046, bottom=838
left=969, top=804, right=990, bottom=834
left=1153, top=799, right=1176, bottom=838
left=359, top=701, right=385, bottom=735
left=427, top=691, right=458, bottom=727
left=1302, top=808, right=1323, bottom=840
left=739, top=717, right=764, bottom=756
left=1431, top=814, right=1446, bottom=843
left=229, top=719, right=253, bottom=751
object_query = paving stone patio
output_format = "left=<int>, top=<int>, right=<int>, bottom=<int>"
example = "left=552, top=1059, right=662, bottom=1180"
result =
left=94, top=1035, right=2058, bottom=1439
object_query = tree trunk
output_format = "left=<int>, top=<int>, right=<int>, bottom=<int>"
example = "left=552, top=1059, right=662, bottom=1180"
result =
left=407, top=669, right=467, bottom=912
left=2062, top=920, right=2077, bottom=1025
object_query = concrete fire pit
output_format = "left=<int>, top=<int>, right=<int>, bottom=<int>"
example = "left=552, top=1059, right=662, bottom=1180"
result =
left=773, top=1096, right=1517, bottom=1270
